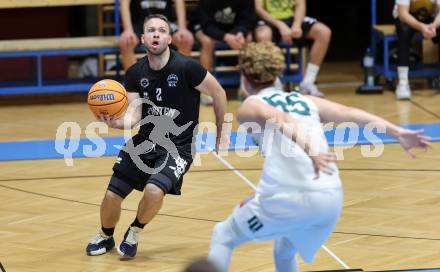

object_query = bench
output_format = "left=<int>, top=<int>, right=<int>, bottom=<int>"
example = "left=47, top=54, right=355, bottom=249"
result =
left=206, top=42, right=303, bottom=86
left=102, top=43, right=302, bottom=86
left=371, top=0, right=440, bottom=82
left=0, top=0, right=303, bottom=95
left=0, top=37, right=119, bottom=95
left=100, top=1, right=303, bottom=87
left=0, top=0, right=120, bottom=96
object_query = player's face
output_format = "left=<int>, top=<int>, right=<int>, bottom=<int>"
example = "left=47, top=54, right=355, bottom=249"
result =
left=142, top=18, right=172, bottom=56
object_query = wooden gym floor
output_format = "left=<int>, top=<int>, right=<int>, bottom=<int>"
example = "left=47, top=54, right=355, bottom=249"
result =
left=1, top=77, right=440, bottom=271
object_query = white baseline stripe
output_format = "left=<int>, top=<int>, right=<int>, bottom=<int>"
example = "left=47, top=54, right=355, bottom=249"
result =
left=322, top=245, right=350, bottom=269
left=213, top=152, right=257, bottom=191
left=212, top=152, right=350, bottom=270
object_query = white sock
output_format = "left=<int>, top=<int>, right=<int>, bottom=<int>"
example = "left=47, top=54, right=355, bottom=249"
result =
left=398, top=66, right=409, bottom=86
left=302, top=63, right=320, bottom=84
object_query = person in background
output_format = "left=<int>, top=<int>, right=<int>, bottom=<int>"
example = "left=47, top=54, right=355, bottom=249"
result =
left=393, top=0, right=440, bottom=100
left=191, top=0, right=256, bottom=104
left=254, top=0, right=331, bottom=97
left=119, top=0, right=194, bottom=70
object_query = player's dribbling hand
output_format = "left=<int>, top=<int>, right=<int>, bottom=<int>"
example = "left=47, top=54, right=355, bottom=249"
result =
left=398, top=129, right=432, bottom=158
left=310, top=152, right=337, bottom=180
left=97, top=113, right=118, bottom=128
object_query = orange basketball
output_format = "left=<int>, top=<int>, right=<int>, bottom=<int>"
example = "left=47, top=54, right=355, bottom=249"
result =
left=87, top=79, right=128, bottom=119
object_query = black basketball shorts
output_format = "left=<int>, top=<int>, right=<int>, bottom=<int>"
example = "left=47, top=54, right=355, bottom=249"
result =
left=111, top=137, right=193, bottom=196
left=257, top=16, right=317, bottom=47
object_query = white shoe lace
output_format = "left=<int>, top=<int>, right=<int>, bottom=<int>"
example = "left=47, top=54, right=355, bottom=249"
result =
left=125, top=227, right=139, bottom=245
left=90, top=232, right=109, bottom=244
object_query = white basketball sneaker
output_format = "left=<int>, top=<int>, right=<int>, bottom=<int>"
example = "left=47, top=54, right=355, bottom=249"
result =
left=395, top=83, right=411, bottom=100
left=299, top=82, right=325, bottom=97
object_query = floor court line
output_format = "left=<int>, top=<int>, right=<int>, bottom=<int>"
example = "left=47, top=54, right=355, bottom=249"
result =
left=212, top=152, right=351, bottom=270
left=0, top=183, right=220, bottom=223
left=2, top=171, right=440, bottom=241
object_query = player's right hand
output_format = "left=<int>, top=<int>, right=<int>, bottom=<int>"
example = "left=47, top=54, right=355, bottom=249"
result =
left=310, top=152, right=337, bottom=180
left=398, top=129, right=431, bottom=158
left=97, top=113, right=118, bottom=128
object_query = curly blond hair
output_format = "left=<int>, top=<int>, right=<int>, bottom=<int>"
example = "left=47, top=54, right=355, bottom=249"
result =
left=238, top=42, right=285, bottom=84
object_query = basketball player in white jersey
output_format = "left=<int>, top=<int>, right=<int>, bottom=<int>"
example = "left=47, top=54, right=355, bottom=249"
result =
left=207, top=42, right=431, bottom=272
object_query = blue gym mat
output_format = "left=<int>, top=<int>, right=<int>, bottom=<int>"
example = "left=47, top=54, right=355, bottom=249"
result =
left=1, top=123, right=439, bottom=161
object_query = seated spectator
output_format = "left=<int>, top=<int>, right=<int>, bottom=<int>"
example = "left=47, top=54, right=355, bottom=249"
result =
left=192, top=0, right=256, bottom=104
left=394, top=0, right=440, bottom=100
left=119, top=0, right=194, bottom=70
left=192, top=0, right=256, bottom=72
left=254, top=0, right=331, bottom=96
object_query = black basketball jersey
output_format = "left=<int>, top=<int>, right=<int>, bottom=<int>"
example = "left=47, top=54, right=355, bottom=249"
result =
left=125, top=50, right=207, bottom=146
left=130, top=0, right=175, bottom=26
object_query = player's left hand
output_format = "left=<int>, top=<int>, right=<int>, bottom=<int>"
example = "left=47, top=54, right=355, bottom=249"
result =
left=311, top=152, right=337, bottom=180
left=398, top=129, right=432, bottom=158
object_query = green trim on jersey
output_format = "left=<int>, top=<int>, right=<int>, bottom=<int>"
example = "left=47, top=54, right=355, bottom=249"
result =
left=264, top=0, right=295, bottom=20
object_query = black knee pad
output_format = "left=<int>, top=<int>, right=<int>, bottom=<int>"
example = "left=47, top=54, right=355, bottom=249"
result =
left=107, top=174, right=134, bottom=199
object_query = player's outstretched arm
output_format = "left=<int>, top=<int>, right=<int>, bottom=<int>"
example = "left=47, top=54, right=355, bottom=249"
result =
left=238, top=98, right=336, bottom=178
left=98, top=92, right=142, bottom=130
left=195, top=72, right=228, bottom=152
left=308, top=96, right=431, bottom=158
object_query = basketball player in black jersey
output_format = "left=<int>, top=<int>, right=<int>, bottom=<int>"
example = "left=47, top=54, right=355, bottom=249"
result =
left=86, top=14, right=228, bottom=258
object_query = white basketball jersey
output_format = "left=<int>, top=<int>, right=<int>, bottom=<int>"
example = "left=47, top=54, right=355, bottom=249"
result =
left=248, top=87, right=342, bottom=196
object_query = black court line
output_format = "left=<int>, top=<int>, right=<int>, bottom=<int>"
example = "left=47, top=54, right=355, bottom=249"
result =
left=0, top=262, right=5, bottom=272
left=411, top=100, right=440, bottom=120
left=1, top=168, right=440, bottom=183
left=0, top=183, right=218, bottom=223
left=333, top=231, right=440, bottom=241
left=2, top=183, right=440, bottom=242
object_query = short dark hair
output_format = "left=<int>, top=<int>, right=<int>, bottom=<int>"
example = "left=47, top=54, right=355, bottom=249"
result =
left=143, top=14, right=172, bottom=34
